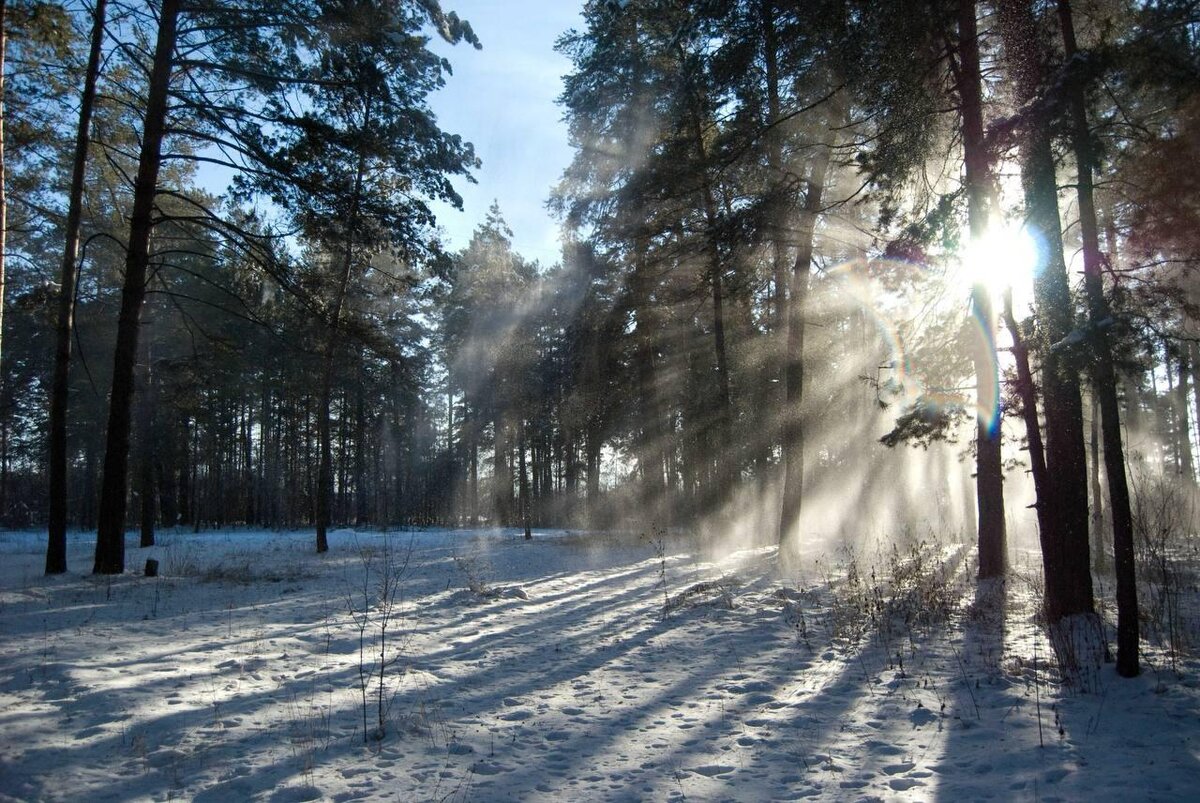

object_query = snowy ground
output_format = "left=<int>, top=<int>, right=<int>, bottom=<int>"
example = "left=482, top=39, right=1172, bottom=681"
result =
left=0, top=527, right=1197, bottom=802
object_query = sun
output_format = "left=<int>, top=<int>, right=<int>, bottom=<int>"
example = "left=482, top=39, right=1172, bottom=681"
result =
left=958, top=223, right=1041, bottom=312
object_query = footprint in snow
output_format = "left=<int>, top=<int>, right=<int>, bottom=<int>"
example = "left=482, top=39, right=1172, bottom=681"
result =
left=865, top=739, right=903, bottom=755
left=691, top=764, right=736, bottom=777
left=144, top=748, right=187, bottom=768
left=883, top=762, right=916, bottom=775
left=499, top=709, right=533, bottom=721
left=888, top=778, right=926, bottom=791
left=1044, top=768, right=1072, bottom=783
left=269, top=786, right=322, bottom=802
left=910, top=706, right=938, bottom=727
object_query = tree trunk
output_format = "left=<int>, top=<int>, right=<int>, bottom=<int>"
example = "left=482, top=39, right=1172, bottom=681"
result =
left=779, top=121, right=835, bottom=552
left=632, top=243, right=666, bottom=512
left=1175, top=346, right=1195, bottom=481
left=959, top=0, right=1007, bottom=578
left=316, top=103, right=370, bottom=553
left=137, top=338, right=156, bottom=548
left=1057, top=0, right=1136, bottom=673
left=682, top=87, right=735, bottom=503
left=354, top=373, right=366, bottom=524
left=94, top=0, right=179, bottom=574
left=1164, top=343, right=1181, bottom=472
left=1000, top=292, right=1052, bottom=542
left=997, top=0, right=1093, bottom=620
left=761, top=0, right=791, bottom=480
left=0, top=413, right=7, bottom=523
left=564, top=432, right=578, bottom=510
left=519, top=420, right=531, bottom=539
left=494, top=413, right=511, bottom=525
left=0, top=0, right=7, bottom=527
left=1191, top=341, right=1200, bottom=471
left=1089, top=393, right=1106, bottom=572
left=469, top=404, right=479, bottom=523
left=48, top=0, right=109, bottom=570
left=0, top=0, right=7, bottom=413
left=178, top=417, right=191, bottom=528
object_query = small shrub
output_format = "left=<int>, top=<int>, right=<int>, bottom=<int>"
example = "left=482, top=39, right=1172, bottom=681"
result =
left=822, top=538, right=962, bottom=646
left=1131, top=468, right=1200, bottom=670
left=346, top=534, right=413, bottom=744
left=452, top=552, right=493, bottom=597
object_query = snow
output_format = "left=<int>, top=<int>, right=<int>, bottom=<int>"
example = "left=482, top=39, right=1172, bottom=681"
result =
left=1, top=527, right=1197, bottom=802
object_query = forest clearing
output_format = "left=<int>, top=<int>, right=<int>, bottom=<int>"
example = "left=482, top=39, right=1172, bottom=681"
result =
left=3, top=0, right=1200, bottom=799
left=1, top=527, right=1197, bottom=801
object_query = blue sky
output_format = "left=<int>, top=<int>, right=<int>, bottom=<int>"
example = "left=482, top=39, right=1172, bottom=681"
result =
left=428, top=1, right=583, bottom=266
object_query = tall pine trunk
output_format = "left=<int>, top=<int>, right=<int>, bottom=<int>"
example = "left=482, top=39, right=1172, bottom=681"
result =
left=632, top=243, right=666, bottom=512
left=137, top=336, right=156, bottom=548
left=959, top=0, right=1007, bottom=578
left=761, top=0, right=787, bottom=455
left=493, top=412, right=511, bottom=525
left=1057, top=0, right=1137, bottom=673
left=0, top=0, right=7, bottom=422
left=681, top=81, right=735, bottom=503
left=316, top=107, right=369, bottom=553
left=47, top=0, right=108, bottom=572
left=519, top=420, right=531, bottom=539
left=1190, top=341, right=1200, bottom=470
left=779, top=123, right=835, bottom=552
left=94, top=0, right=179, bottom=574
left=1175, top=348, right=1194, bottom=480
left=1001, top=291, right=1053, bottom=539
left=997, top=0, right=1093, bottom=619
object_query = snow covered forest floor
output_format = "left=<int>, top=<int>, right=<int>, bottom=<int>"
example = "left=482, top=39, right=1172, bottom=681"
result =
left=1, top=527, right=1197, bottom=802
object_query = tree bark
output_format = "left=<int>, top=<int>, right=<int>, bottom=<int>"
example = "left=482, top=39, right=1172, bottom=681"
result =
left=0, top=0, right=7, bottom=527
left=354, top=372, right=365, bottom=524
left=0, top=0, right=7, bottom=415
left=1000, top=291, right=1052, bottom=541
left=959, top=0, right=1007, bottom=578
left=519, top=419, right=531, bottom=539
left=1057, top=0, right=1136, bottom=673
left=1175, top=346, right=1195, bottom=481
left=779, top=122, right=835, bottom=552
left=1191, top=341, right=1200, bottom=471
left=94, top=0, right=179, bottom=574
left=631, top=242, right=666, bottom=512
left=1089, top=393, right=1106, bottom=572
left=46, top=0, right=108, bottom=571
left=469, top=403, right=479, bottom=523
left=761, top=0, right=786, bottom=348
left=137, top=337, right=156, bottom=548
left=316, top=101, right=370, bottom=553
left=493, top=412, right=511, bottom=525
left=997, top=0, right=1093, bottom=619
left=682, top=82, right=735, bottom=503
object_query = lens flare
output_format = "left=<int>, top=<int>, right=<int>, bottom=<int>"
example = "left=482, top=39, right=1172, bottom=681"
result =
left=968, top=301, right=1001, bottom=437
